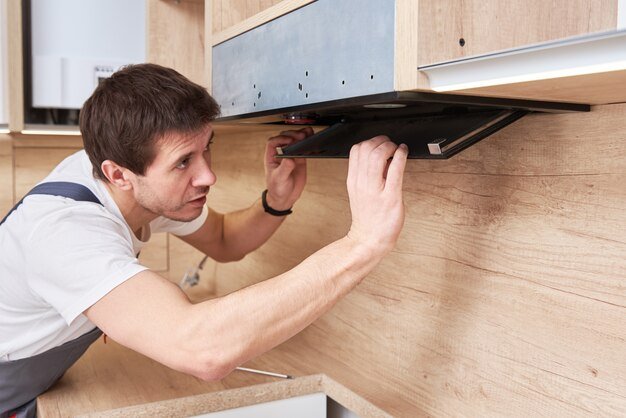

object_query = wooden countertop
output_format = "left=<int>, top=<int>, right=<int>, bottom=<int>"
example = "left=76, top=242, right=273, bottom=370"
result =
left=37, top=333, right=394, bottom=417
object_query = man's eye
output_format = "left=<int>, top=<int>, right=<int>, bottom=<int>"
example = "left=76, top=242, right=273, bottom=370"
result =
left=176, top=158, right=190, bottom=169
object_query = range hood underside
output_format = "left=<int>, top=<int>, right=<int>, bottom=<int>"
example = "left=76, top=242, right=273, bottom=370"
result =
left=214, top=91, right=589, bottom=159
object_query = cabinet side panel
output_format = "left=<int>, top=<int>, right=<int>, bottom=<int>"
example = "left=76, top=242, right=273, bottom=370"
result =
left=147, top=0, right=205, bottom=86
left=213, top=0, right=283, bottom=33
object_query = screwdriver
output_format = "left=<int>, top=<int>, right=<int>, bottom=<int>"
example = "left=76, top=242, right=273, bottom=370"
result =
left=235, top=366, right=293, bottom=379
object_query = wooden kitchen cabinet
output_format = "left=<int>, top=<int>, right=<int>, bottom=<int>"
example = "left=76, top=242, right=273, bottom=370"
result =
left=147, top=0, right=206, bottom=86
left=417, top=0, right=618, bottom=67
left=209, top=0, right=626, bottom=105
left=416, top=1, right=626, bottom=105
left=419, top=29, right=626, bottom=105
left=211, top=0, right=284, bottom=34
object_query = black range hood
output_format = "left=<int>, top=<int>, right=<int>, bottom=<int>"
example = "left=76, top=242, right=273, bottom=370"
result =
left=214, top=91, right=589, bottom=159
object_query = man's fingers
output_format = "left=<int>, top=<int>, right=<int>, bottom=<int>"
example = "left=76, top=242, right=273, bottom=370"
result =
left=273, top=157, right=297, bottom=181
left=347, top=143, right=361, bottom=191
left=278, top=127, right=313, bottom=141
left=384, top=144, right=408, bottom=192
left=266, top=136, right=296, bottom=168
left=267, top=136, right=296, bottom=148
left=349, top=136, right=395, bottom=190
left=359, top=135, right=389, bottom=154
left=266, top=127, right=313, bottom=163
left=367, top=140, right=399, bottom=185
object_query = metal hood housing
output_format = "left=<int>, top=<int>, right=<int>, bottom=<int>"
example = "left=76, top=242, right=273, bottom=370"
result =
left=212, top=0, right=589, bottom=159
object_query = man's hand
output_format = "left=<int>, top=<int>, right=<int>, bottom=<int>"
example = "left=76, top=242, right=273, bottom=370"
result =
left=346, top=136, right=408, bottom=256
left=264, top=127, right=312, bottom=210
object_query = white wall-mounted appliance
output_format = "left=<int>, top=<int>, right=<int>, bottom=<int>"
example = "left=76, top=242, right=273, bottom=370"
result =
left=30, top=0, right=145, bottom=109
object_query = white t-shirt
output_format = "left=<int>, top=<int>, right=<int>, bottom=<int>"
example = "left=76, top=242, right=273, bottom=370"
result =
left=0, top=150, right=208, bottom=361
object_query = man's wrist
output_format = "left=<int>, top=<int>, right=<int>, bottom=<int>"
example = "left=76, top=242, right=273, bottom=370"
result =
left=339, top=235, right=384, bottom=270
left=262, top=190, right=293, bottom=216
left=344, top=228, right=391, bottom=262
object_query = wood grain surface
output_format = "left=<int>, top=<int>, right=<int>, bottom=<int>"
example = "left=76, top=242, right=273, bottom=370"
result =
left=211, top=0, right=289, bottom=35
left=36, top=338, right=272, bottom=417
left=418, top=0, right=618, bottom=67
left=7, top=0, right=23, bottom=131
left=436, top=70, right=626, bottom=105
left=8, top=2, right=626, bottom=416
left=0, top=134, right=12, bottom=215
left=205, top=103, right=626, bottom=417
left=147, top=0, right=206, bottom=86
left=394, top=0, right=420, bottom=92
left=37, top=339, right=392, bottom=417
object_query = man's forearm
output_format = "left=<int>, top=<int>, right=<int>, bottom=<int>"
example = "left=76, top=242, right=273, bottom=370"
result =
left=87, top=136, right=406, bottom=382
left=183, top=235, right=382, bottom=378
left=220, top=197, right=290, bottom=260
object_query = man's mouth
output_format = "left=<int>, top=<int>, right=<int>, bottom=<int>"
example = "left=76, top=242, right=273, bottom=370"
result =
left=188, top=195, right=207, bottom=206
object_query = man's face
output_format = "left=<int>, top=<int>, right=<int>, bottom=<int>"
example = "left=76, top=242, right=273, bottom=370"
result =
left=132, top=124, right=216, bottom=222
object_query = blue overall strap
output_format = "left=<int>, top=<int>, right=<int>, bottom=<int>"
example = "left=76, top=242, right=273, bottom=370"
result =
left=0, top=181, right=102, bottom=226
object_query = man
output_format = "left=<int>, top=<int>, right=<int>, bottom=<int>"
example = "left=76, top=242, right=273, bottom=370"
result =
left=0, top=63, right=407, bottom=415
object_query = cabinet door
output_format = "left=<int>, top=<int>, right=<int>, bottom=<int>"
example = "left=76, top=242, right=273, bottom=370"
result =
left=418, top=0, right=618, bottom=66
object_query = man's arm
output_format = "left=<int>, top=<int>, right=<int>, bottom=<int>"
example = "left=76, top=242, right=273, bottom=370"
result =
left=179, top=128, right=311, bottom=262
left=85, top=136, right=408, bottom=381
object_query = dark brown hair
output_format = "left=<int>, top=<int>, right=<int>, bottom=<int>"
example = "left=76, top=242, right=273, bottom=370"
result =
left=80, top=63, right=220, bottom=180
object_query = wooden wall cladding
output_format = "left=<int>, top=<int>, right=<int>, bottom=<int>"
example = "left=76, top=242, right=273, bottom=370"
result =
left=0, top=135, right=12, bottom=215
left=208, top=104, right=626, bottom=416
left=418, top=0, right=618, bottom=66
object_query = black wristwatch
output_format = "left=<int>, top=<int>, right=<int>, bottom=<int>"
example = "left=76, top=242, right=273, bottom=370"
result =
left=261, top=189, right=293, bottom=216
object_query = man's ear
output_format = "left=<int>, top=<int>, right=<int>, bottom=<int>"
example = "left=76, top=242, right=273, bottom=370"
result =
left=101, top=160, right=134, bottom=191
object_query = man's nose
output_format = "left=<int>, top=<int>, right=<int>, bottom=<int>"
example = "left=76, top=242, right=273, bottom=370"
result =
left=192, top=159, right=217, bottom=187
